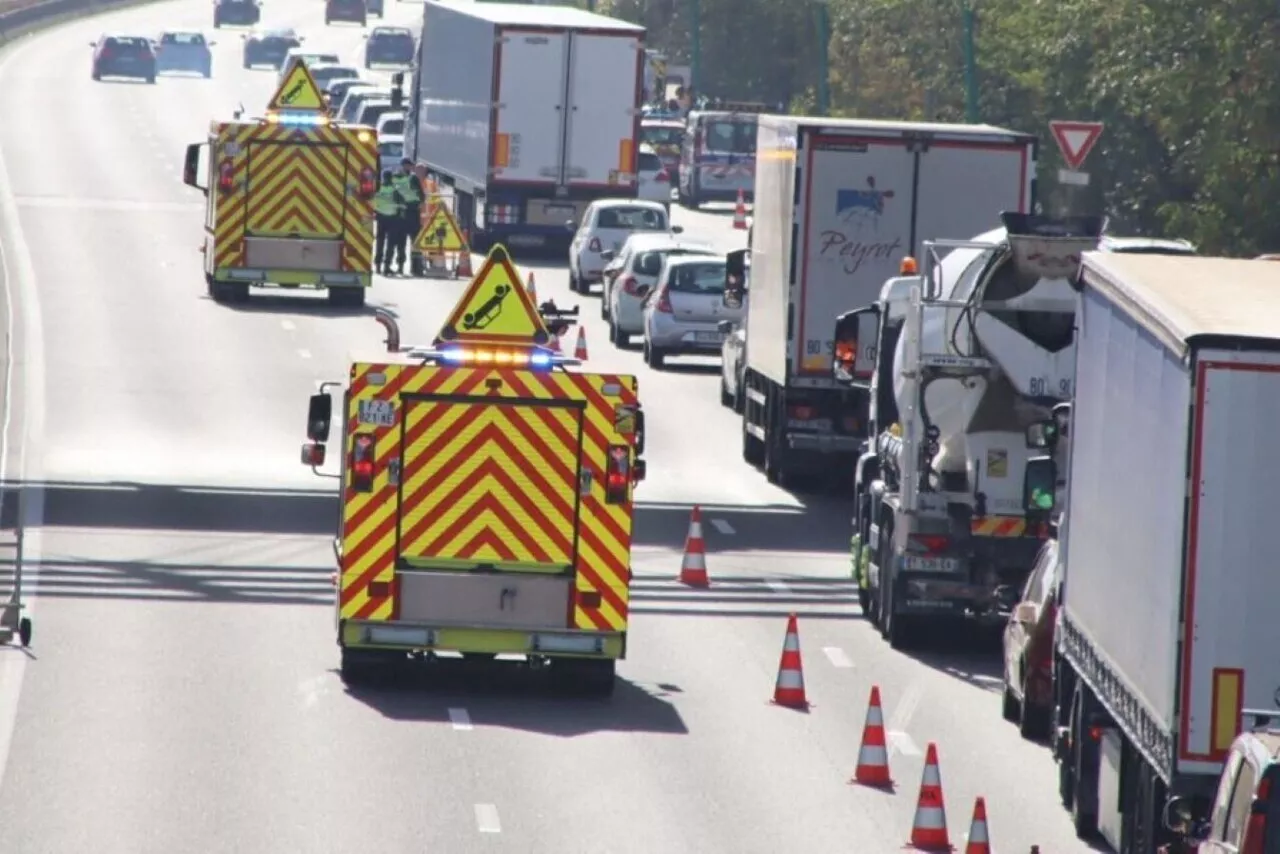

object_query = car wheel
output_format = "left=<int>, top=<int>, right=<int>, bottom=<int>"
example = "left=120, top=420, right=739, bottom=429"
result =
left=720, top=374, right=733, bottom=407
left=609, top=319, right=627, bottom=348
left=644, top=339, right=664, bottom=369
left=92, top=68, right=101, bottom=80
left=568, top=269, right=581, bottom=294
left=599, top=291, right=609, bottom=319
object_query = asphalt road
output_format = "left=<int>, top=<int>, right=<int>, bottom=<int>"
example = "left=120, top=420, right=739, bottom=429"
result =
left=0, top=3, right=1101, bottom=851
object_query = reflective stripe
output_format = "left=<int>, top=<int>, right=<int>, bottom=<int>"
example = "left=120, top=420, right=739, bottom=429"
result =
left=776, top=669, right=804, bottom=689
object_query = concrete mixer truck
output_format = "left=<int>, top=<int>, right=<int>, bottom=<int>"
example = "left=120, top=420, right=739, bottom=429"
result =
left=833, top=212, right=1104, bottom=648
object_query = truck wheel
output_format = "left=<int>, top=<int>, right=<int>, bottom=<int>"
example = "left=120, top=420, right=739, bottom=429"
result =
left=340, top=647, right=386, bottom=687
left=764, top=433, right=786, bottom=485
left=1001, top=676, right=1019, bottom=723
left=18, top=617, right=31, bottom=647
left=1071, top=690, right=1100, bottom=840
left=209, top=279, right=248, bottom=303
left=742, top=414, right=764, bottom=465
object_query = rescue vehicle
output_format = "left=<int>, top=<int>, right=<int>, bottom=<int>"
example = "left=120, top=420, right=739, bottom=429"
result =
left=300, top=245, right=648, bottom=696
left=182, top=57, right=378, bottom=307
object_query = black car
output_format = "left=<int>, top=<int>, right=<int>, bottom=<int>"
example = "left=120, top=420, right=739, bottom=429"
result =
left=366, top=0, right=383, bottom=17
left=325, top=0, right=366, bottom=26
left=363, top=26, right=414, bottom=68
left=90, top=34, right=157, bottom=83
left=242, top=28, right=301, bottom=68
left=214, top=0, right=260, bottom=29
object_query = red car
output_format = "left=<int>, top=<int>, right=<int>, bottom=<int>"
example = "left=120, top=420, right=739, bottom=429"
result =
left=1001, top=536, right=1060, bottom=740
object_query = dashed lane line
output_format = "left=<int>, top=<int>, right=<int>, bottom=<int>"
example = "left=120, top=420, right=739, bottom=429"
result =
left=474, top=804, right=501, bottom=833
left=709, top=517, right=735, bottom=535
left=448, top=707, right=472, bottom=731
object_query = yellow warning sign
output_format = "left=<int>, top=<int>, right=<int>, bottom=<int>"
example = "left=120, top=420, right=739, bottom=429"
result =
left=414, top=204, right=466, bottom=254
left=434, top=245, right=551, bottom=348
left=267, top=58, right=326, bottom=112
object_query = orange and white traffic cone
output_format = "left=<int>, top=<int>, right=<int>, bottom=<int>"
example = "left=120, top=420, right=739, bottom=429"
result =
left=456, top=231, right=473, bottom=278
left=574, top=325, right=588, bottom=360
left=678, top=505, right=709, bottom=587
left=852, top=685, right=894, bottom=789
left=771, top=613, right=808, bottom=709
left=527, top=271, right=537, bottom=303
left=732, top=189, right=748, bottom=230
left=964, top=797, right=990, bottom=854
left=907, top=743, right=951, bottom=851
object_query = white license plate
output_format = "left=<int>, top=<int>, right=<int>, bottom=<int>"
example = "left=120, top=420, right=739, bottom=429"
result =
left=357, top=399, right=395, bottom=426
left=903, top=556, right=962, bottom=573
left=694, top=331, right=723, bottom=343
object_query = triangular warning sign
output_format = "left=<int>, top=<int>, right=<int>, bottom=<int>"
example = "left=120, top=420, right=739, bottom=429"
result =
left=414, top=204, right=466, bottom=254
left=267, top=58, right=326, bottom=112
left=434, top=245, right=551, bottom=348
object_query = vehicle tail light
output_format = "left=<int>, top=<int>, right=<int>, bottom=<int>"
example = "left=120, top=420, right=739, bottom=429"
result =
left=358, top=167, right=376, bottom=198
left=907, top=534, right=949, bottom=555
left=604, top=446, right=630, bottom=504
left=1241, top=776, right=1271, bottom=854
left=788, top=404, right=816, bottom=421
left=100, top=47, right=113, bottom=59
left=217, top=158, right=235, bottom=193
left=622, top=276, right=643, bottom=296
left=350, top=433, right=375, bottom=492
left=655, top=290, right=673, bottom=313
left=655, top=168, right=669, bottom=183
left=588, top=237, right=602, bottom=253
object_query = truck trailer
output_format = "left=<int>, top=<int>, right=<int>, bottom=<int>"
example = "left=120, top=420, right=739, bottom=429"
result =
left=1026, top=253, right=1280, bottom=853
left=403, top=1, right=644, bottom=251
left=737, top=116, right=1036, bottom=486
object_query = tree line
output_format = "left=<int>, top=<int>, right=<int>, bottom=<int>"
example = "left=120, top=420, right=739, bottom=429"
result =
left=596, top=0, right=1280, bottom=256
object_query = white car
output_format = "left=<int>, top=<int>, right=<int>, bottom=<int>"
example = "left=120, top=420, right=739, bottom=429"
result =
left=602, top=233, right=716, bottom=348
left=642, top=254, right=743, bottom=368
left=354, top=97, right=395, bottom=129
left=636, top=144, right=672, bottom=210
left=567, top=199, right=673, bottom=294
left=307, top=62, right=359, bottom=92
left=375, top=110, right=405, bottom=137
left=279, top=49, right=339, bottom=81
left=378, top=134, right=404, bottom=176
left=338, top=85, right=389, bottom=123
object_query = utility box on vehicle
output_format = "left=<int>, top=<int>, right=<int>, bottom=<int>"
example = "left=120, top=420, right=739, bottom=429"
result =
left=403, top=0, right=645, bottom=251
left=737, top=116, right=1036, bottom=486
left=1033, top=253, right=1280, bottom=853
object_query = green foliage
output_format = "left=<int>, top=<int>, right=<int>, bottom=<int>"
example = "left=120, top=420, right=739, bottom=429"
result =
left=615, top=0, right=1280, bottom=254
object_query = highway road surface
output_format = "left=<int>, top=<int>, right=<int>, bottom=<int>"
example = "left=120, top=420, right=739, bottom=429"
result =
left=0, top=2, right=1100, bottom=851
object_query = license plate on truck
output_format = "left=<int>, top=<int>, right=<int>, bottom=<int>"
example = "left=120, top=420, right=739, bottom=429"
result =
left=903, top=556, right=963, bottom=573
left=357, top=399, right=395, bottom=426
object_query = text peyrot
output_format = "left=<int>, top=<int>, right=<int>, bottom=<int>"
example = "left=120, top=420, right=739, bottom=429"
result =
left=818, top=231, right=903, bottom=275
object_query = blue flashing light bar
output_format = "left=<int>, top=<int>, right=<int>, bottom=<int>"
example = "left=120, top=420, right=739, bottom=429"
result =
left=267, top=111, right=329, bottom=126
left=436, top=346, right=558, bottom=370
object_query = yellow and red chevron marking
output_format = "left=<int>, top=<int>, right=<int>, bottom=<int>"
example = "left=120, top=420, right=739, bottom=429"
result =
left=246, top=137, right=346, bottom=237
left=399, top=400, right=580, bottom=568
left=337, top=364, right=639, bottom=631
left=970, top=516, right=1027, bottom=537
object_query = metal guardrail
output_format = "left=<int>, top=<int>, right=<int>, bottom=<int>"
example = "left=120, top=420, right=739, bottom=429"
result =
left=0, top=0, right=157, bottom=43
left=0, top=484, right=30, bottom=646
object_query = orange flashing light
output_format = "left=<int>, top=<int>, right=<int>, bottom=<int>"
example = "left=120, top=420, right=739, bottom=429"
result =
left=900, top=257, right=919, bottom=275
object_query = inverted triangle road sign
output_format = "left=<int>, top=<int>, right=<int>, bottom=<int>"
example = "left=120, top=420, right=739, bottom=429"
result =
left=1050, top=120, right=1104, bottom=170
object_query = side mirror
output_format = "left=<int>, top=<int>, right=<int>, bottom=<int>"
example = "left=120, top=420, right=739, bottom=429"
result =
left=832, top=305, right=880, bottom=385
left=183, top=143, right=206, bottom=192
left=307, top=392, right=333, bottom=441
left=717, top=320, right=734, bottom=335
left=671, top=225, right=684, bottom=234
left=600, top=249, right=615, bottom=261
left=1013, top=601, right=1038, bottom=624
left=1022, top=456, right=1058, bottom=514
left=632, top=458, right=647, bottom=483
left=634, top=409, right=646, bottom=456
left=1025, top=419, right=1060, bottom=450
left=208, top=40, right=217, bottom=46
left=89, top=41, right=97, bottom=47
left=1162, top=795, right=1207, bottom=838
left=300, top=442, right=326, bottom=467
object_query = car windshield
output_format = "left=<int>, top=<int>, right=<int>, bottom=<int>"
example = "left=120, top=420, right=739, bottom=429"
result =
left=641, top=125, right=684, bottom=147
left=379, top=140, right=403, bottom=158
left=703, top=119, right=757, bottom=154
left=633, top=248, right=710, bottom=276
left=106, top=37, right=150, bottom=50
left=596, top=206, right=666, bottom=230
left=380, top=117, right=405, bottom=135
left=162, top=33, right=203, bottom=45
left=358, top=104, right=394, bottom=126
left=638, top=151, right=663, bottom=173
left=313, top=67, right=357, bottom=84
left=301, top=53, right=338, bottom=65
left=373, top=33, right=413, bottom=49
left=668, top=261, right=727, bottom=294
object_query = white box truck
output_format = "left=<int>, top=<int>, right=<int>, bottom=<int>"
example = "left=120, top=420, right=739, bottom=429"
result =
left=737, top=116, right=1036, bottom=485
left=1020, top=253, right=1280, bottom=853
left=403, top=1, right=644, bottom=250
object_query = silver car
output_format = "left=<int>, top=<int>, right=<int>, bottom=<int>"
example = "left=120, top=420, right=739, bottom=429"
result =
left=155, top=30, right=213, bottom=77
left=603, top=233, right=716, bottom=347
left=641, top=255, right=742, bottom=368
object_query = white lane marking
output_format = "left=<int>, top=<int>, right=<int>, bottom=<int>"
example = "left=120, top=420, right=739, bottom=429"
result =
left=448, top=707, right=472, bottom=731
left=297, top=348, right=312, bottom=359
left=280, top=320, right=296, bottom=332
left=0, top=29, right=49, bottom=798
left=298, top=675, right=328, bottom=708
left=709, top=517, right=735, bottom=535
left=886, top=681, right=925, bottom=758
left=765, top=578, right=790, bottom=594
left=474, top=804, right=501, bottom=833
left=821, top=646, right=853, bottom=668
left=887, top=730, right=922, bottom=757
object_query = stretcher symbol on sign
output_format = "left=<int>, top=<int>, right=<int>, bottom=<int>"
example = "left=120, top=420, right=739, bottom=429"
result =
left=282, top=80, right=307, bottom=105
left=462, top=284, right=510, bottom=331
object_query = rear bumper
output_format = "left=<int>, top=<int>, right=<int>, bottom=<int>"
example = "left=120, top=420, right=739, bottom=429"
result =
left=96, top=61, right=155, bottom=77
left=213, top=266, right=371, bottom=287
left=341, top=619, right=625, bottom=660
left=786, top=431, right=862, bottom=453
left=326, top=7, right=365, bottom=19
left=648, top=318, right=725, bottom=353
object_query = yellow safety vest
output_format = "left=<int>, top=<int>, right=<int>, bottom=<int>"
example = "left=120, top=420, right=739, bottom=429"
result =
left=394, top=173, right=422, bottom=205
left=372, top=186, right=400, bottom=217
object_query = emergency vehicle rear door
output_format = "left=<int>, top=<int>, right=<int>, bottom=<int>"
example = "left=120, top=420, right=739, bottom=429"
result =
left=244, top=139, right=348, bottom=240
left=397, top=394, right=584, bottom=573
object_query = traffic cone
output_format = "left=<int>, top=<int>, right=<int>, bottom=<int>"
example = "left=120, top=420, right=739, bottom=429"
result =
left=527, top=271, right=537, bottom=303
left=852, top=685, right=894, bottom=789
left=574, top=325, right=588, bottom=360
left=907, top=743, right=951, bottom=851
left=963, top=798, right=990, bottom=854
left=679, top=505, right=709, bottom=587
left=456, top=231, right=473, bottom=278
left=771, top=614, right=808, bottom=709
left=732, top=189, right=748, bottom=230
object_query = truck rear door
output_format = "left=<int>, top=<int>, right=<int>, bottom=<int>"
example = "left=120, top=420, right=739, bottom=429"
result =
left=245, top=137, right=348, bottom=240
left=397, top=394, right=584, bottom=572
left=493, top=29, right=567, bottom=185
left=912, top=136, right=1033, bottom=255
left=565, top=32, right=640, bottom=188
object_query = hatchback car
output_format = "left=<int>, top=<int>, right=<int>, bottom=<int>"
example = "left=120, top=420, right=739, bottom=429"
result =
left=279, top=49, right=340, bottom=81
left=636, top=145, right=672, bottom=211
left=241, top=28, right=301, bottom=69
left=568, top=200, right=671, bottom=294
left=642, top=255, right=742, bottom=368
left=1001, top=537, right=1060, bottom=740
left=325, top=77, right=369, bottom=102
left=307, top=63, right=359, bottom=93
left=213, top=0, right=260, bottom=28
left=337, top=85, right=388, bottom=123
left=354, top=98, right=396, bottom=130
left=603, top=233, right=716, bottom=348
left=376, top=111, right=405, bottom=138
left=90, top=35, right=157, bottom=83
left=155, top=31, right=213, bottom=77
left=364, top=26, right=415, bottom=67
left=325, top=0, right=367, bottom=26
left=379, top=135, right=405, bottom=175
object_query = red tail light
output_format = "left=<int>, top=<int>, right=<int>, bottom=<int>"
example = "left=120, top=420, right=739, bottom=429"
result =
left=351, top=433, right=375, bottom=492
left=358, top=167, right=376, bottom=198
left=907, top=534, right=949, bottom=555
left=217, top=159, right=235, bottom=193
left=654, top=169, right=670, bottom=183
left=1242, top=776, right=1271, bottom=854
left=588, top=237, right=602, bottom=253
left=100, top=47, right=114, bottom=59
left=622, top=276, right=643, bottom=296
left=655, top=290, right=673, bottom=313
left=604, top=446, right=630, bottom=504
left=788, top=404, right=816, bottom=421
